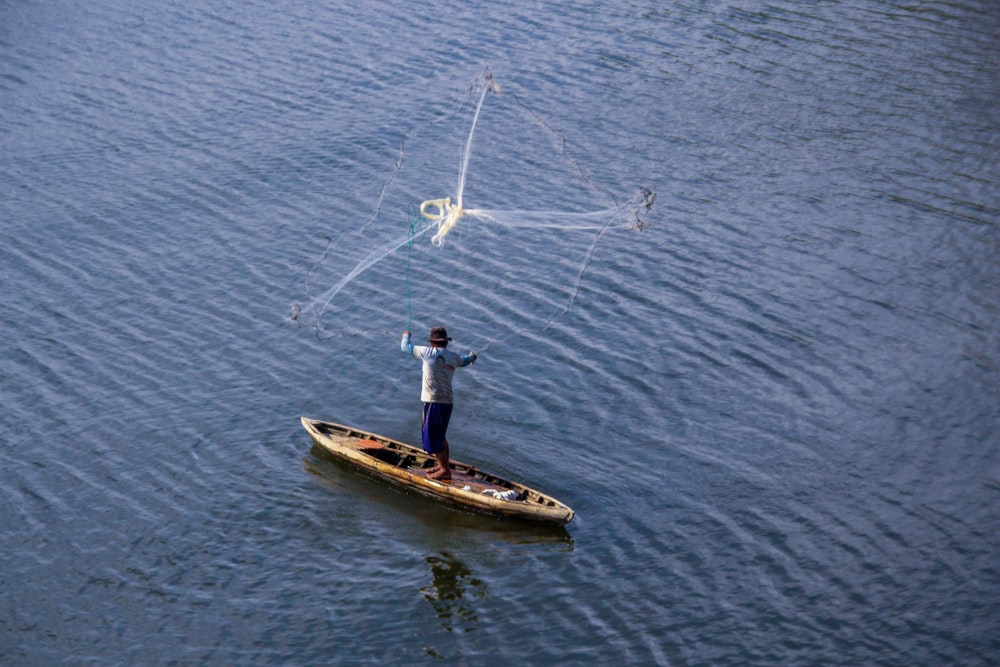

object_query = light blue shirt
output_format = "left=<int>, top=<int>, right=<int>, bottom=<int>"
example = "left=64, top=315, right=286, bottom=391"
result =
left=401, top=332, right=476, bottom=403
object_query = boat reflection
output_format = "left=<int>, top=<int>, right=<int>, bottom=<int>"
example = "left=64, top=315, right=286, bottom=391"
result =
left=303, top=452, right=575, bottom=549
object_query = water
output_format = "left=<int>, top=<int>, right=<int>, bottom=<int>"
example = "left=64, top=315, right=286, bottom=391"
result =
left=2, top=1, right=998, bottom=664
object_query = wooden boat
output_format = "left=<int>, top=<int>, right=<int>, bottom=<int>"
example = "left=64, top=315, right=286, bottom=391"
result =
left=301, top=417, right=575, bottom=525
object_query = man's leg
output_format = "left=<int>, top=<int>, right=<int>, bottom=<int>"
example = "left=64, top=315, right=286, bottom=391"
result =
left=429, top=439, right=451, bottom=479
left=425, top=404, right=453, bottom=479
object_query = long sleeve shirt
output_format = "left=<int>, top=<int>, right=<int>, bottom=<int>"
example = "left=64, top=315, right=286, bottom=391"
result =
left=401, top=332, right=476, bottom=403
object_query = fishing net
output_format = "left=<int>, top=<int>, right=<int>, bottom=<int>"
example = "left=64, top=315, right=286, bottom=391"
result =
left=293, top=69, right=654, bottom=340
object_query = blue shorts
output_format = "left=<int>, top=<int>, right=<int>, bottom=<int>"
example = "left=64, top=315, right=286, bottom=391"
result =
left=421, top=402, right=453, bottom=455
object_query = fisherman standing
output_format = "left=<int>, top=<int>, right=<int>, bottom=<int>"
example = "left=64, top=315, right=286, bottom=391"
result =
left=401, top=326, right=477, bottom=480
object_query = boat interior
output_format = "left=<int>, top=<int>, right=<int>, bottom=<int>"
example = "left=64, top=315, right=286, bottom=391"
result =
left=358, top=440, right=435, bottom=470
left=309, top=421, right=558, bottom=507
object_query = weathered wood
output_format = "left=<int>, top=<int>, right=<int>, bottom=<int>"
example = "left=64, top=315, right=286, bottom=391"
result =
left=301, top=417, right=575, bottom=525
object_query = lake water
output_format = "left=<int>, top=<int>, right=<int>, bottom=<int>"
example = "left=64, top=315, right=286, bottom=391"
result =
left=2, top=1, right=998, bottom=664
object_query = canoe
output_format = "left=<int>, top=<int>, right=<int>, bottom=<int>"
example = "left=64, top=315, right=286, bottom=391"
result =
left=301, top=417, right=575, bottom=525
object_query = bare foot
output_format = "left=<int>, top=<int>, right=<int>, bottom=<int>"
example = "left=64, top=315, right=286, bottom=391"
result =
left=428, top=468, right=452, bottom=481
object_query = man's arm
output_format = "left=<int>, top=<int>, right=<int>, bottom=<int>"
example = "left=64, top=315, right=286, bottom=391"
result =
left=401, top=330, right=415, bottom=356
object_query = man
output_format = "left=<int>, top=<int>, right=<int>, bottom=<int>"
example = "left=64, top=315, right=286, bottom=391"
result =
left=401, top=326, right=477, bottom=480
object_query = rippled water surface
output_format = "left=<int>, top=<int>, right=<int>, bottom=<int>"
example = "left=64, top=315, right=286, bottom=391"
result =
left=2, top=1, right=998, bottom=664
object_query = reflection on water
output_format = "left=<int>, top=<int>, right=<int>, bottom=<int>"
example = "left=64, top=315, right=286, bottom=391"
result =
left=421, top=551, right=488, bottom=635
left=305, top=451, right=576, bottom=545
left=302, top=454, right=574, bottom=552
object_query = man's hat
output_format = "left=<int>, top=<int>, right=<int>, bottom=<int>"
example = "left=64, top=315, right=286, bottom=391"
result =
left=428, top=326, right=452, bottom=343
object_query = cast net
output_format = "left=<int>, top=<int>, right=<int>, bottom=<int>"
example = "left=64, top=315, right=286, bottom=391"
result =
left=293, top=69, right=654, bottom=342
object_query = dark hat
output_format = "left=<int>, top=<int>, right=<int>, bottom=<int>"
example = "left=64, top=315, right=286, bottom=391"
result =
left=428, top=326, right=452, bottom=343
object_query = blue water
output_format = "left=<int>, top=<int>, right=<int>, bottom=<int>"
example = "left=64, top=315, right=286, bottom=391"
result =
left=2, top=1, right=998, bottom=664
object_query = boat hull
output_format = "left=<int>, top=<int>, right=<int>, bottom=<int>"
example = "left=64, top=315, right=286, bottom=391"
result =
left=301, top=417, right=575, bottom=525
